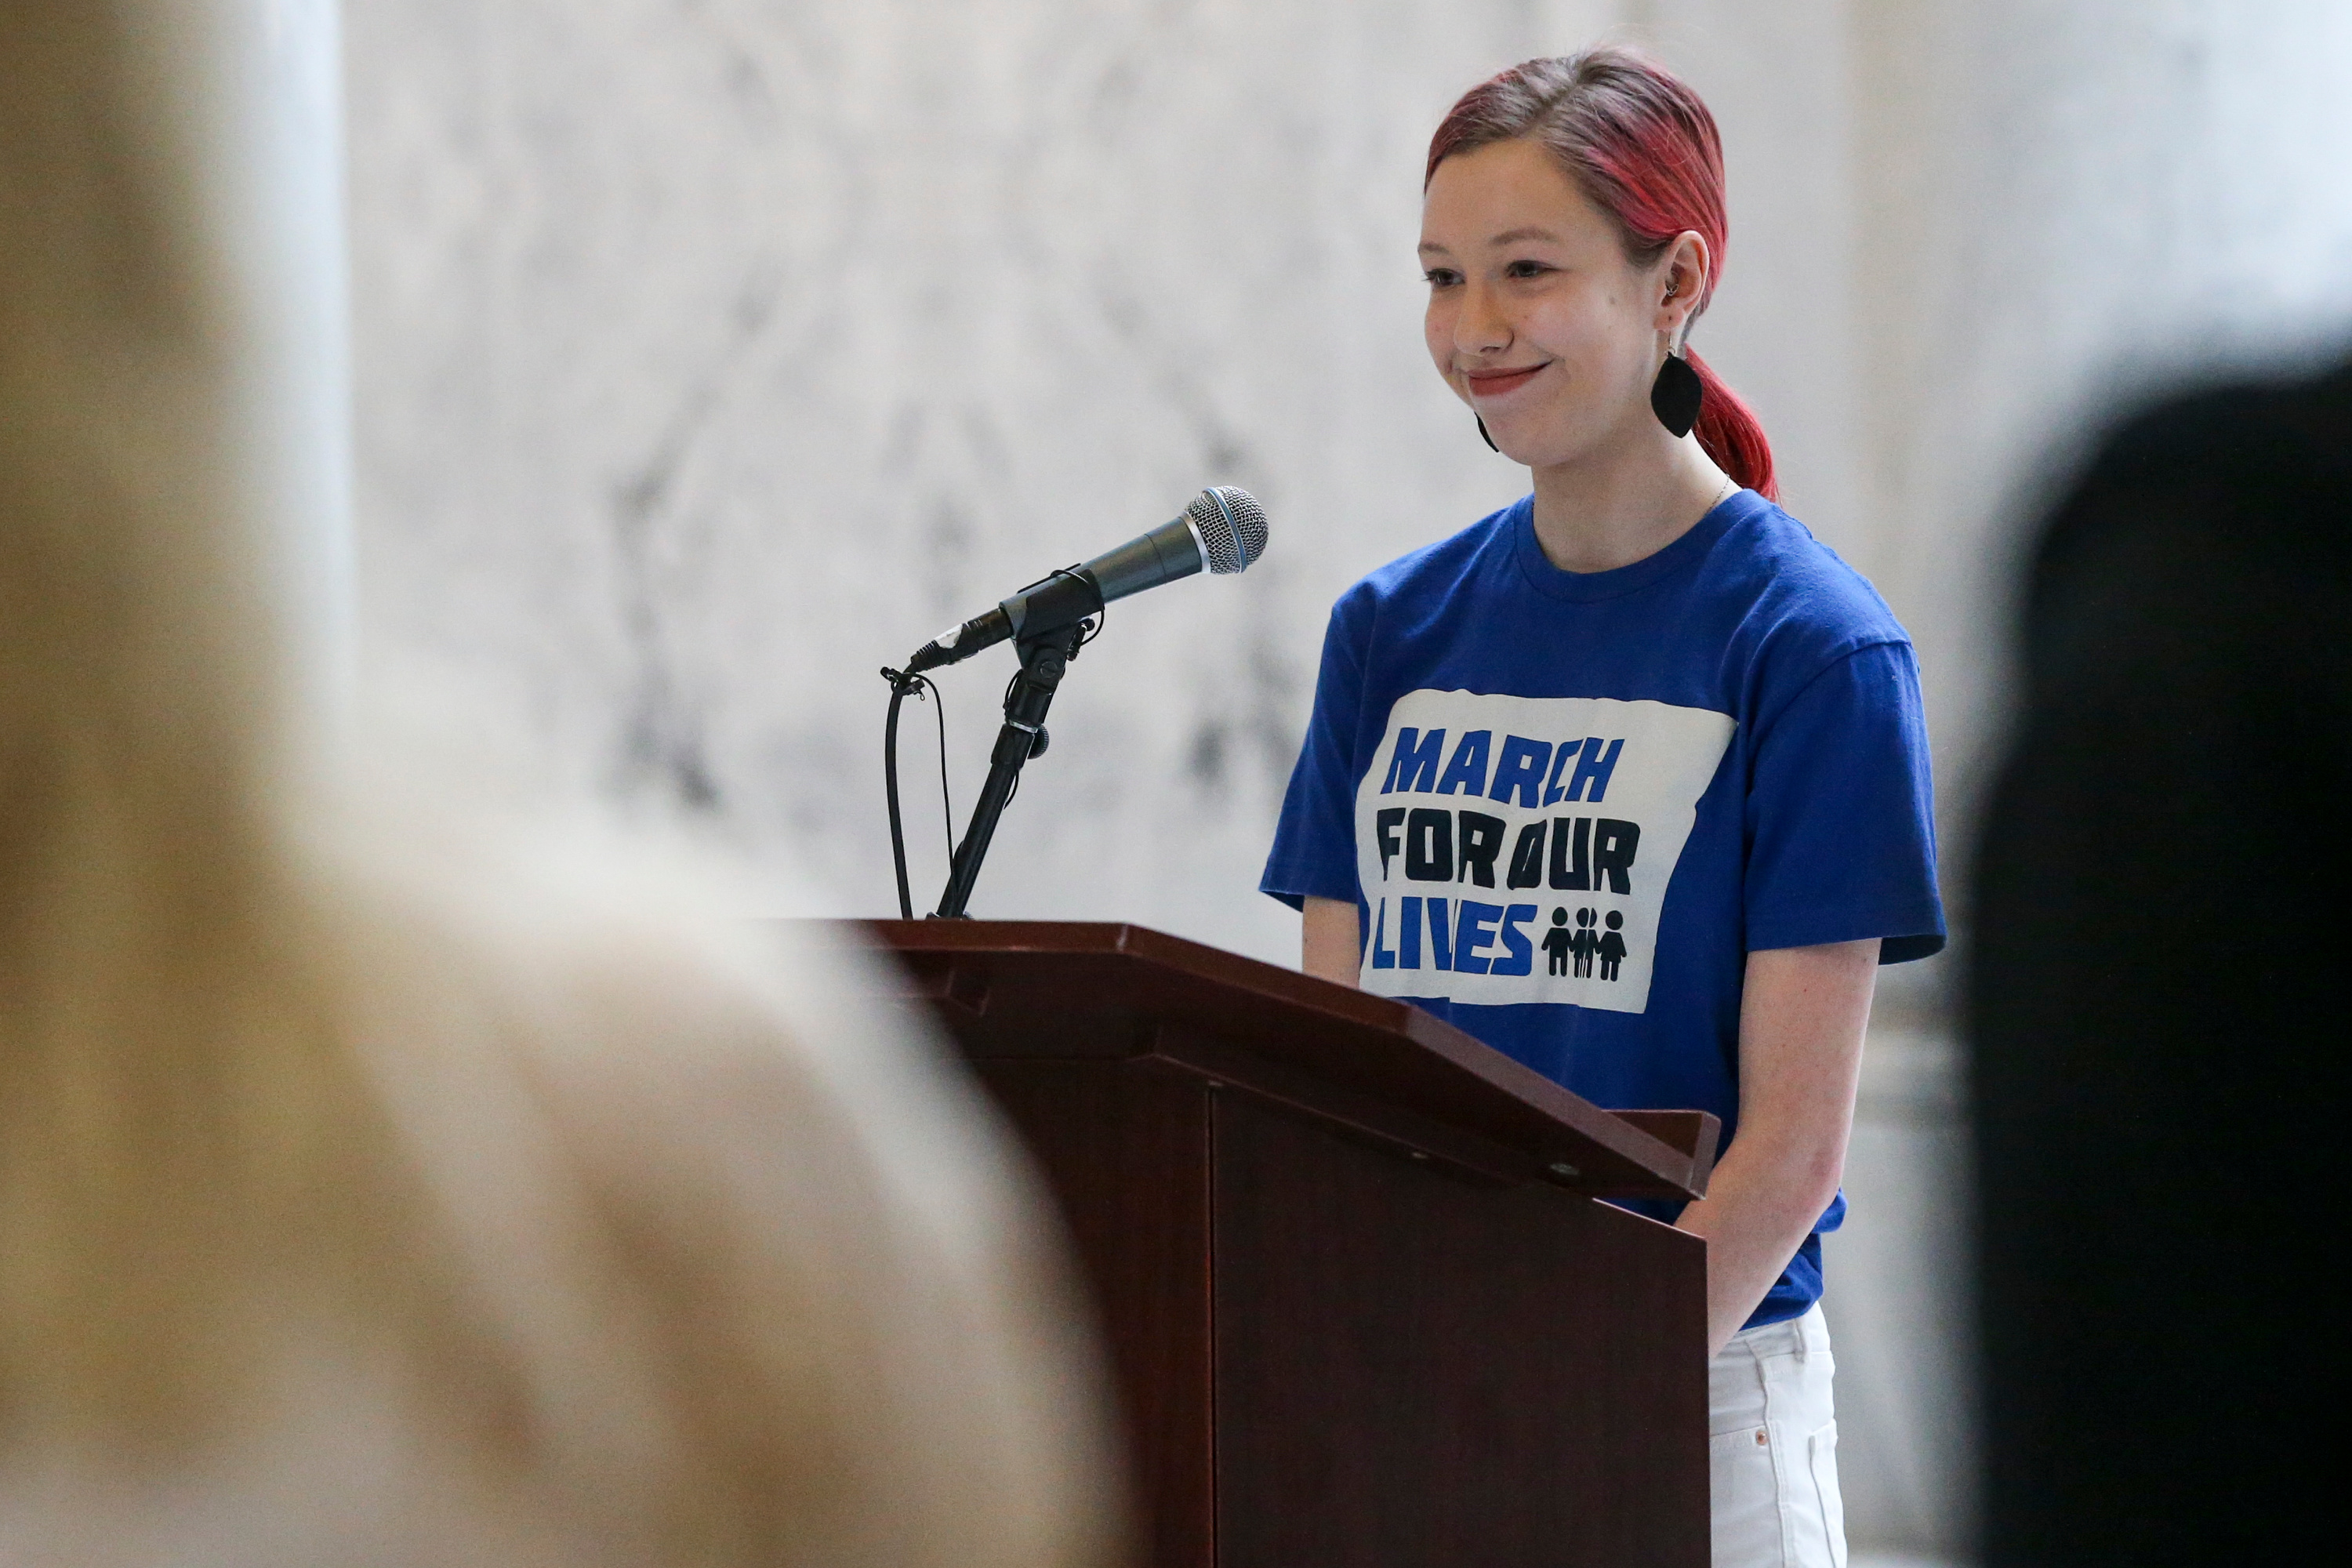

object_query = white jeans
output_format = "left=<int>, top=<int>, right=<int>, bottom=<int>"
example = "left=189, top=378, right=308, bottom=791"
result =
left=1708, top=1303, right=1846, bottom=1568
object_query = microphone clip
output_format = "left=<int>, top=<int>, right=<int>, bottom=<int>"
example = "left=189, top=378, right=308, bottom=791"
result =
left=933, top=615, right=1094, bottom=920
left=902, top=564, right=1103, bottom=675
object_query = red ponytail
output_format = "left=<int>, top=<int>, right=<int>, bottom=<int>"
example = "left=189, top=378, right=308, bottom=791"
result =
left=1684, top=348, right=1774, bottom=501
left=1426, top=50, right=1777, bottom=500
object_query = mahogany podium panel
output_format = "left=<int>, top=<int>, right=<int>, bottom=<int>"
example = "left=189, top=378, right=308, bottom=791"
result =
left=845, top=920, right=1715, bottom=1568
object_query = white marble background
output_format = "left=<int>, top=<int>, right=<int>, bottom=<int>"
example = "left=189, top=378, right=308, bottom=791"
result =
left=345, top=1, right=2352, bottom=1556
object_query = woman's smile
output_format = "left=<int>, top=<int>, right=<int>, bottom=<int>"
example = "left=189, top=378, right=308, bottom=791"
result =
left=1464, top=361, right=1552, bottom=399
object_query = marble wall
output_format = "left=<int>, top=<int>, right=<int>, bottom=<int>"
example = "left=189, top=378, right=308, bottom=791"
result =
left=350, top=0, right=1624, bottom=956
left=344, top=1, right=2352, bottom=1555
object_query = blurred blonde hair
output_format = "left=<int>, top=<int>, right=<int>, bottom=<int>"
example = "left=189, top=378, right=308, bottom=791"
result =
left=0, top=3, right=1115, bottom=1562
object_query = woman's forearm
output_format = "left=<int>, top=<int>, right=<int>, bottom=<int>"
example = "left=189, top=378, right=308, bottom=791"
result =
left=1674, top=1127, right=1849, bottom=1356
left=1301, top=895, right=1360, bottom=985
left=1678, top=939, right=1877, bottom=1357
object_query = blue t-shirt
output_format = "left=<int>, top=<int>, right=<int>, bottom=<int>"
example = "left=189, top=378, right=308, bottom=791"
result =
left=1261, top=489, right=1944, bottom=1328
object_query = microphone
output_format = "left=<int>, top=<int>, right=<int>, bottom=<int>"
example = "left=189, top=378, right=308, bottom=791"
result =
left=902, top=486, right=1269, bottom=673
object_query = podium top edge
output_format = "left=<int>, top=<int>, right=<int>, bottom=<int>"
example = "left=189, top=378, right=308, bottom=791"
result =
left=851, top=916, right=1406, bottom=1009
left=776, top=919, right=1712, bottom=1201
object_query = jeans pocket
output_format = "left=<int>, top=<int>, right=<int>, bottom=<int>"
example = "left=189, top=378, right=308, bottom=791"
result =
left=1708, top=1423, right=1782, bottom=1567
left=1804, top=1418, right=1846, bottom=1568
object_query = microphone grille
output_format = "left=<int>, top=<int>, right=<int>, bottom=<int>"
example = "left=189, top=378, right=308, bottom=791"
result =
left=1187, top=486, right=1269, bottom=575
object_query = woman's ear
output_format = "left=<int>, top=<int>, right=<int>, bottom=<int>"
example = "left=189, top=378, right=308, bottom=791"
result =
left=1655, top=230, right=1711, bottom=344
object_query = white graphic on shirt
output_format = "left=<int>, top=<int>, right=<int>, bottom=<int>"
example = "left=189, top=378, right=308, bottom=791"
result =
left=1353, top=690, right=1736, bottom=1014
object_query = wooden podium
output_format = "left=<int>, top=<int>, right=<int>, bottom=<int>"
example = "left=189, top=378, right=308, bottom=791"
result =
left=855, top=920, right=1717, bottom=1568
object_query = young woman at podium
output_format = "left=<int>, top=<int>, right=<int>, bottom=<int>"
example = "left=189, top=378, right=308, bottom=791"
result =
left=1260, top=49, right=1944, bottom=1568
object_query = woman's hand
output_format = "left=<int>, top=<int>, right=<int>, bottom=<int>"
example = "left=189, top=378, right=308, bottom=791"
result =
left=1676, top=938, right=1878, bottom=1356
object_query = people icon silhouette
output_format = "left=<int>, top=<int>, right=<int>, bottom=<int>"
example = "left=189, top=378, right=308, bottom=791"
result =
left=1572, top=907, right=1599, bottom=978
left=1543, top=906, right=1573, bottom=975
left=1598, top=909, right=1628, bottom=981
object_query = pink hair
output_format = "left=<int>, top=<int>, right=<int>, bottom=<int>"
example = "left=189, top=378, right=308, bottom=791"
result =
left=1426, top=49, right=1777, bottom=500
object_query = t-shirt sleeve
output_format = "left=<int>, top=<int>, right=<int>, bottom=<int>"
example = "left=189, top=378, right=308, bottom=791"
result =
left=1259, top=597, right=1371, bottom=911
left=1744, top=641, right=1946, bottom=962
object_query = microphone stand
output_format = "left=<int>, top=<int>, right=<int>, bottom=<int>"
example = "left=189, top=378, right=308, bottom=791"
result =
left=933, top=618, right=1091, bottom=918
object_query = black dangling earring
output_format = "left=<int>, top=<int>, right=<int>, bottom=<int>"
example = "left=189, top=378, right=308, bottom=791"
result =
left=1651, top=348, right=1704, bottom=438
left=1475, top=412, right=1500, bottom=452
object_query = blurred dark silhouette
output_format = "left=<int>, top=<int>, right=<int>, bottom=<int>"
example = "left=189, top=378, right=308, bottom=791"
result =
left=1971, top=357, right=2348, bottom=1563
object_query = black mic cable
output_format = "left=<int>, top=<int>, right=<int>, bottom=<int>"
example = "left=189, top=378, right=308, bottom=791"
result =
left=880, top=666, right=951, bottom=920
